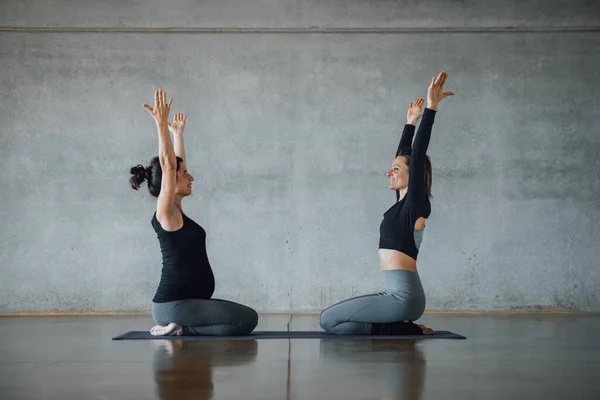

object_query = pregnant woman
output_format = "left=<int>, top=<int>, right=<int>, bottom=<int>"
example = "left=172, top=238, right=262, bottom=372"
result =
left=130, top=89, right=258, bottom=336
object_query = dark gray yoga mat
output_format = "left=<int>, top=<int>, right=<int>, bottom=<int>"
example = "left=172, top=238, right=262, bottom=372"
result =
left=112, top=330, right=465, bottom=340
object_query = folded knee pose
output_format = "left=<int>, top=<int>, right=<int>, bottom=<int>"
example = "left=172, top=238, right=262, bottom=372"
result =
left=320, top=72, right=453, bottom=335
left=130, top=89, right=258, bottom=336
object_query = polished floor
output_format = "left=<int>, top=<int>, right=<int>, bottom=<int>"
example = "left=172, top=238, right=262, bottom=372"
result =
left=2, top=314, right=600, bottom=399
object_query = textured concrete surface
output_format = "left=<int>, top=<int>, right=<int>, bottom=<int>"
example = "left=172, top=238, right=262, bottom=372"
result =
left=1, top=315, right=600, bottom=400
left=1, top=0, right=599, bottom=29
left=1, top=1, right=599, bottom=313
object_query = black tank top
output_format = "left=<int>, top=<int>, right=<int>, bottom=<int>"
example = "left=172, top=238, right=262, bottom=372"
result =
left=151, top=212, right=215, bottom=303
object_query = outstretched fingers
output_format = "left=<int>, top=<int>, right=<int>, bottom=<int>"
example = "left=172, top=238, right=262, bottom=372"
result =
left=427, top=71, right=453, bottom=108
left=409, top=98, right=424, bottom=109
left=430, top=71, right=447, bottom=87
left=438, top=72, right=453, bottom=98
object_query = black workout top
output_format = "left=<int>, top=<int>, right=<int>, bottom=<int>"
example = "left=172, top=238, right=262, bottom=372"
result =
left=379, top=108, right=436, bottom=260
left=151, top=212, right=215, bottom=303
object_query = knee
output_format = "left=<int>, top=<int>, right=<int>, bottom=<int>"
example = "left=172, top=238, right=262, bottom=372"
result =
left=234, top=306, right=258, bottom=334
left=222, top=311, right=258, bottom=336
left=319, top=309, right=334, bottom=332
left=246, top=308, right=259, bottom=330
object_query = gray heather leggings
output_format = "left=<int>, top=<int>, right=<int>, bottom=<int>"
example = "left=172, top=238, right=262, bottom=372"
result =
left=152, top=298, right=258, bottom=336
left=319, top=269, right=426, bottom=335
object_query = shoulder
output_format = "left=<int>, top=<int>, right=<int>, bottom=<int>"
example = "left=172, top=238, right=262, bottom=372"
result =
left=155, top=209, right=184, bottom=232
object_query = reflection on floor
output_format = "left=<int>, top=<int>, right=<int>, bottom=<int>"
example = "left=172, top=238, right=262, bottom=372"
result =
left=1, top=314, right=600, bottom=399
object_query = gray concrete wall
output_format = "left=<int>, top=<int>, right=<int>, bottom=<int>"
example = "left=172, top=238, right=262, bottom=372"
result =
left=1, top=0, right=599, bottom=313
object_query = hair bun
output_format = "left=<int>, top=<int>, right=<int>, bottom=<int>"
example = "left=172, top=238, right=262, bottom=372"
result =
left=129, top=164, right=147, bottom=190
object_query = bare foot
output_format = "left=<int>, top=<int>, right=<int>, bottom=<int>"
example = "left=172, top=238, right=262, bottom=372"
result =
left=418, top=324, right=435, bottom=335
left=151, top=339, right=175, bottom=355
left=150, top=322, right=183, bottom=336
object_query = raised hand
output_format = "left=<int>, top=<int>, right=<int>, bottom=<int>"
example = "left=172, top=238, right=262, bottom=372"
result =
left=407, top=98, right=425, bottom=124
left=427, top=71, right=454, bottom=110
left=168, top=113, right=187, bottom=135
left=143, top=89, right=173, bottom=126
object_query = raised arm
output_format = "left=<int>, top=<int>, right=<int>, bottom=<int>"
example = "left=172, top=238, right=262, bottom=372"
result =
left=406, top=72, right=453, bottom=205
left=396, top=125, right=415, bottom=157
left=406, top=108, right=435, bottom=204
left=143, top=89, right=177, bottom=221
left=169, top=113, right=187, bottom=164
left=396, top=98, right=425, bottom=157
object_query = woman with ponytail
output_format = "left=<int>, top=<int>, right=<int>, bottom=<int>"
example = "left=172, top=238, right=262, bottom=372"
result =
left=320, top=72, right=453, bottom=336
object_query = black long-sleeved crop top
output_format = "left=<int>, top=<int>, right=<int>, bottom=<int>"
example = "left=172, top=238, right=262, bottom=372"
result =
left=378, top=108, right=436, bottom=260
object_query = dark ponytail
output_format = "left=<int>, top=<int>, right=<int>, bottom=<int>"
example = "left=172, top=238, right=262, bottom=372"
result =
left=129, top=156, right=183, bottom=198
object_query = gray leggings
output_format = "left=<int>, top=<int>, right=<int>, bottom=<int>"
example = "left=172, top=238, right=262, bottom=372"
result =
left=320, top=270, right=426, bottom=335
left=152, top=298, right=258, bottom=336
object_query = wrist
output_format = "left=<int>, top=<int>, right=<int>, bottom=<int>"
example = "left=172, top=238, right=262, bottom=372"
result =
left=156, top=120, right=169, bottom=129
left=427, top=104, right=438, bottom=111
left=407, top=119, right=418, bottom=126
